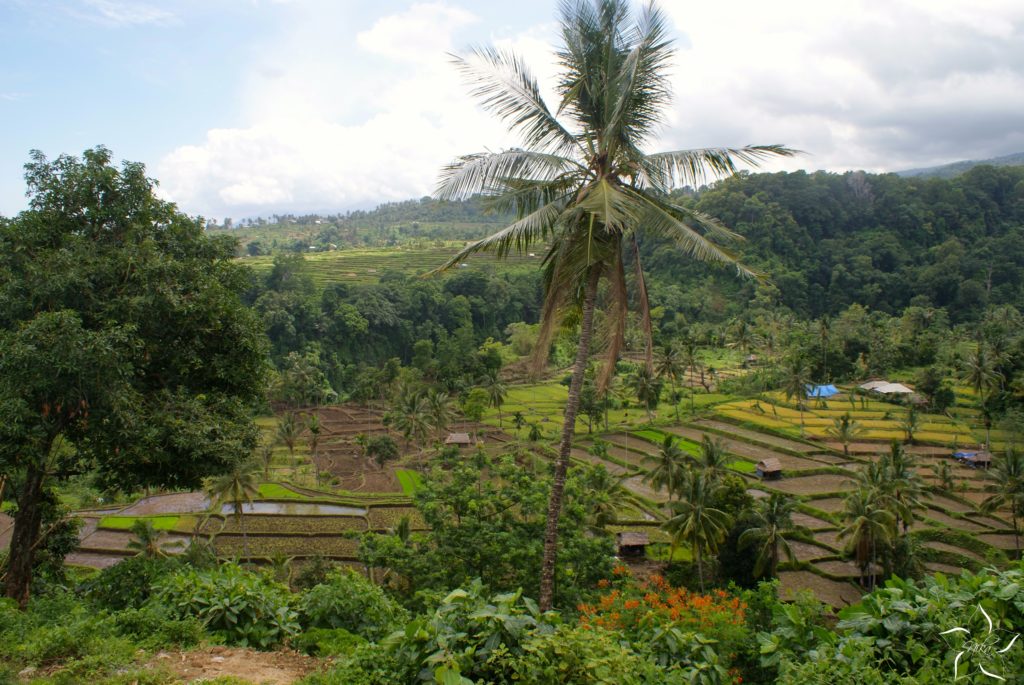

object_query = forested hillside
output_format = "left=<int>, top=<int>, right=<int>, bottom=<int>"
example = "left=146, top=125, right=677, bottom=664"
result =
left=648, top=164, right=1024, bottom=323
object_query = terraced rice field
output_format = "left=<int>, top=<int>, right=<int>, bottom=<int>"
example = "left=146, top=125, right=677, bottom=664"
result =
left=41, top=379, right=1017, bottom=609
left=239, top=244, right=540, bottom=289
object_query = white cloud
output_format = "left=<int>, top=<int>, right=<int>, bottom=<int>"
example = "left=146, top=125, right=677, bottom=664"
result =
left=356, top=2, right=477, bottom=63
left=158, top=2, right=517, bottom=219
left=657, top=0, right=1024, bottom=173
left=80, top=0, right=176, bottom=27
left=158, top=0, right=1024, bottom=218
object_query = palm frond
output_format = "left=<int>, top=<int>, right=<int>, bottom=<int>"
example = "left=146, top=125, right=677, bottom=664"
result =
left=631, top=235, right=654, bottom=373
left=643, top=145, right=800, bottom=188
left=437, top=149, right=580, bottom=201
left=604, top=2, right=674, bottom=149
left=596, top=250, right=628, bottom=392
left=455, top=47, right=581, bottom=156
left=430, top=196, right=569, bottom=273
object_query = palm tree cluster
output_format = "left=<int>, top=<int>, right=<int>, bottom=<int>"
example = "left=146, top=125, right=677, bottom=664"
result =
left=981, top=449, right=1024, bottom=555
left=435, top=0, right=794, bottom=610
left=839, top=443, right=926, bottom=587
left=385, top=386, right=455, bottom=451
left=648, top=434, right=803, bottom=591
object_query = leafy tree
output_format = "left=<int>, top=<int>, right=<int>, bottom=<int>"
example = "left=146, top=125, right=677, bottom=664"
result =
left=738, top=494, right=805, bottom=578
left=388, top=391, right=432, bottom=451
left=205, top=459, right=261, bottom=559
left=0, top=148, right=266, bottom=606
left=512, top=410, right=527, bottom=432
left=663, top=469, right=732, bottom=592
left=366, top=434, right=400, bottom=469
left=434, top=0, right=792, bottom=610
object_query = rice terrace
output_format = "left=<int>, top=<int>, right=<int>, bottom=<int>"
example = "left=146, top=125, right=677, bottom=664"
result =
left=3, top=0, right=1024, bottom=683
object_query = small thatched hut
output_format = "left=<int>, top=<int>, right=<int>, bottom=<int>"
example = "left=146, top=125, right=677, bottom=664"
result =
left=756, top=458, right=783, bottom=480
left=616, top=531, right=649, bottom=558
left=444, top=432, right=473, bottom=448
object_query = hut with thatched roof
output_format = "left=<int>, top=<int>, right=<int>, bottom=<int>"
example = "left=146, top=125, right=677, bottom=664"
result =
left=444, top=432, right=473, bottom=448
left=756, top=458, right=783, bottom=480
left=616, top=531, right=649, bottom=558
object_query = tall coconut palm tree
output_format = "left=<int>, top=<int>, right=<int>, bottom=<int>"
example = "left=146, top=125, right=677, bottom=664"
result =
left=276, top=411, right=304, bottom=473
left=781, top=358, right=811, bottom=437
left=426, top=389, right=455, bottom=441
left=390, top=393, right=432, bottom=452
left=881, top=442, right=926, bottom=534
left=827, top=412, right=863, bottom=456
left=306, top=412, right=322, bottom=485
left=981, top=449, right=1024, bottom=554
left=961, top=344, right=1003, bottom=449
left=645, top=434, right=689, bottom=498
left=480, top=369, right=508, bottom=428
left=838, top=488, right=895, bottom=588
left=127, top=519, right=169, bottom=559
left=435, top=0, right=794, bottom=609
left=630, top=365, right=663, bottom=421
left=655, top=342, right=683, bottom=421
left=698, top=435, right=730, bottom=481
left=663, top=469, right=731, bottom=592
left=205, top=459, right=261, bottom=560
left=738, top=493, right=806, bottom=578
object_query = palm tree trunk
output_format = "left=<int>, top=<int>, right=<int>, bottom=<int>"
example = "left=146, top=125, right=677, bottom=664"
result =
left=696, top=545, right=704, bottom=593
left=539, top=268, right=600, bottom=612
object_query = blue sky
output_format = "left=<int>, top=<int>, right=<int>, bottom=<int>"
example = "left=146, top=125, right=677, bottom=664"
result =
left=2, top=0, right=1022, bottom=220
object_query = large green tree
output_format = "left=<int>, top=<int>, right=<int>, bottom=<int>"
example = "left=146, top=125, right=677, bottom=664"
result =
left=435, top=0, right=792, bottom=610
left=0, top=148, right=266, bottom=605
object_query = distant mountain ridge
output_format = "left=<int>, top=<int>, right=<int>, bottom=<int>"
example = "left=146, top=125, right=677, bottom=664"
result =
left=897, top=151, right=1024, bottom=179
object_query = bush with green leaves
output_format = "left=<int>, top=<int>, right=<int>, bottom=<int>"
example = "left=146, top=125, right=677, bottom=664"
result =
left=299, top=567, right=408, bottom=640
left=85, top=554, right=182, bottom=610
left=311, top=580, right=557, bottom=684
left=292, top=627, right=367, bottom=657
left=500, top=625, right=691, bottom=685
left=155, top=562, right=299, bottom=649
left=761, top=564, right=1024, bottom=682
left=0, top=592, right=136, bottom=681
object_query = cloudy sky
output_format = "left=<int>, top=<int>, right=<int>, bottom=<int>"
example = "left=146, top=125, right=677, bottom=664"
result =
left=2, top=0, right=1022, bottom=221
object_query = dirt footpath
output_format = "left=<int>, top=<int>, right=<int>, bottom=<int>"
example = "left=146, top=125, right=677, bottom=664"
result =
left=148, top=646, right=320, bottom=684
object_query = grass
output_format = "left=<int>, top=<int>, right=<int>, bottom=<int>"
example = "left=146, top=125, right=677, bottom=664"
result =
left=395, top=469, right=424, bottom=496
left=257, top=483, right=311, bottom=500
left=98, top=515, right=181, bottom=531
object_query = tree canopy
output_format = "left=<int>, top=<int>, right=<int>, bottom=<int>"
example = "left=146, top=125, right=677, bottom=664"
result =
left=0, top=147, right=267, bottom=604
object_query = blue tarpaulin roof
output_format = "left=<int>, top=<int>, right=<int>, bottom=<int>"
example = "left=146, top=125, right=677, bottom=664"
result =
left=806, top=384, right=839, bottom=398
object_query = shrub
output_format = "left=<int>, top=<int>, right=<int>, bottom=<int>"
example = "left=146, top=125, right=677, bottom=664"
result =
left=299, top=568, right=408, bottom=640
left=292, top=627, right=366, bottom=657
left=502, top=625, right=691, bottom=684
left=85, top=554, right=181, bottom=610
left=111, top=604, right=205, bottom=649
left=155, top=562, right=299, bottom=649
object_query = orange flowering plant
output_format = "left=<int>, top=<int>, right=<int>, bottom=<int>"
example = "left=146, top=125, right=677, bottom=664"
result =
left=578, top=570, right=749, bottom=683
